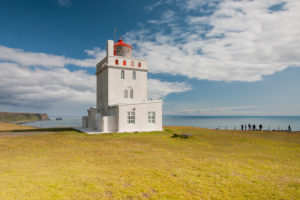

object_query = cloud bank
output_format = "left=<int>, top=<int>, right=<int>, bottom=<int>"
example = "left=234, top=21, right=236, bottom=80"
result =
left=128, top=0, right=300, bottom=82
left=0, top=46, right=190, bottom=114
left=0, top=45, right=104, bottom=68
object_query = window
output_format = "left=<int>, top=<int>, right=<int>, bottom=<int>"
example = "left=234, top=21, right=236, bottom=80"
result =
left=124, top=89, right=128, bottom=98
left=138, top=62, right=141, bottom=68
left=127, top=112, right=135, bottom=124
left=132, top=71, right=136, bottom=80
left=123, top=60, right=126, bottom=66
left=131, top=61, right=134, bottom=67
left=148, top=112, right=155, bottom=123
left=121, top=70, right=125, bottom=79
left=115, top=59, right=119, bottom=65
left=130, top=89, right=133, bottom=98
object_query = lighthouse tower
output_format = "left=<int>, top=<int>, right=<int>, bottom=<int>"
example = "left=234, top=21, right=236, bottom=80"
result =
left=82, top=39, right=163, bottom=133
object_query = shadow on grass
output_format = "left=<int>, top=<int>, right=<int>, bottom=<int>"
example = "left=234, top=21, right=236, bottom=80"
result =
left=0, top=127, right=83, bottom=133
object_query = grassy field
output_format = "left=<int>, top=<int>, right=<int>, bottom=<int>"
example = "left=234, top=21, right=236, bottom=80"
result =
left=0, top=122, right=36, bottom=131
left=0, top=125, right=299, bottom=199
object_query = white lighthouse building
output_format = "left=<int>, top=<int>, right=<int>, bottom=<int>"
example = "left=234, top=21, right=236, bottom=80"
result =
left=82, top=39, right=163, bottom=133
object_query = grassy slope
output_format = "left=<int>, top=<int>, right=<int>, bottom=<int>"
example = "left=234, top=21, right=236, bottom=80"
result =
left=0, top=126, right=299, bottom=199
left=0, top=122, right=36, bottom=131
left=0, top=112, right=48, bottom=123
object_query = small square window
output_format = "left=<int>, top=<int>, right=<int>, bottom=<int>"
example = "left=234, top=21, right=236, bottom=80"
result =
left=132, top=71, right=136, bottom=80
left=121, top=70, right=125, bottom=79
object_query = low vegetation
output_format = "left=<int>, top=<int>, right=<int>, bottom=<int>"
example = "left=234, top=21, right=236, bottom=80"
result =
left=0, top=125, right=299, bottom=199
left=0, top=112, right=49, bottom=123
left=0, top=122, right=36, bottom=131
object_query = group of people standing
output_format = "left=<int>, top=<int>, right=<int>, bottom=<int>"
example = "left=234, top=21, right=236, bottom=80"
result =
left=241, top=124, right=292, bottom=132
left=241, top=124, right=263, bottom=131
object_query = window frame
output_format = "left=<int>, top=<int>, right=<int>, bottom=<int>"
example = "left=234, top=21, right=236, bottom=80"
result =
left=130, top=89, right=133, bottom=98
left=121, top=70, right=125, bottom=79
left=124, top=89, right=128, bottom=98
left=132, top=70, right=136, bottom=80
left=148, top=112, right=155, bottom=123
left=127, top=112, right=135, bottom=124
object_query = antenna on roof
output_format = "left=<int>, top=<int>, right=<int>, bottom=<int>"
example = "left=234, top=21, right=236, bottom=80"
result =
left=114, top=28, right=117, bottom=43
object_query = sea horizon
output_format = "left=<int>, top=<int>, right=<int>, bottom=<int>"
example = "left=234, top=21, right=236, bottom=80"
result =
left=23, top=115, right=300, bottom=131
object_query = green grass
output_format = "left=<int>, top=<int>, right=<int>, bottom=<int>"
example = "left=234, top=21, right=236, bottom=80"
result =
left=0, top=126, right=299, bottom=199
left=0, top=112, right=48, bottom=123
left=0, top=122, right=36, bottom=131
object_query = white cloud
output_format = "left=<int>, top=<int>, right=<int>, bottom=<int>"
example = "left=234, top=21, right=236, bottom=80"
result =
left=148, top=10, right=176, bottom=24
left=177, top=0, right=221, bottom=12
left=0, top=45, right=105, bottom=68
left=0, top=61, right=190, bottom=114
left=57, top=0, right=72, bottom=7
left=145, top=0, right=173, bottom=11
left=127, top=0, right=300, bottom=82
left=0, top=62, right=95, bottom=109
left=148, top=79, right=192, bottom=99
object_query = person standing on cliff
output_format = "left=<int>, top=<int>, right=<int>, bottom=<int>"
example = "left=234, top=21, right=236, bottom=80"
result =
left=259, top=124, right=263, bottom=131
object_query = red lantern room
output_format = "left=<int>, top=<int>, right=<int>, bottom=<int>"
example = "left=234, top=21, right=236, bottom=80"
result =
left=114, top=39, right=132, bottom=57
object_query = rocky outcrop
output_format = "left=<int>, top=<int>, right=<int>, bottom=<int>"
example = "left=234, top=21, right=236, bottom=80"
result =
left=0, top=112, right=49, bottom=123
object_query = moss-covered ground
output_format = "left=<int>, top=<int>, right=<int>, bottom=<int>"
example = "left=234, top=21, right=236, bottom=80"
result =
left=0, top=125, right=299, bottom=199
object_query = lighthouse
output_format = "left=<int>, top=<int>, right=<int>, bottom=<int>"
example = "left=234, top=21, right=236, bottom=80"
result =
left=82, top=39, right=163, bottom=133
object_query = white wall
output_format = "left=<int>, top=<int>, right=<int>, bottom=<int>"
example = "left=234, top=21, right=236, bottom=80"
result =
left=118, top=101, right=163, bottom=132
left=106, top=40, right=114, bottom=57
left=82, top=116, right=88, bottom=128
left=108, top=67, right=147, bottom=105
left=96, top=68, right=108, bottom=107
left=104, top=115, right=117, bottom=132
left=87, top=108, right=97, bottom=129
left=96, top=57, right=148, bottom=108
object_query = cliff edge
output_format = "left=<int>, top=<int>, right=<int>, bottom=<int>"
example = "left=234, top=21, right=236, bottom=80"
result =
left=0, top=112, right=49, bottom=123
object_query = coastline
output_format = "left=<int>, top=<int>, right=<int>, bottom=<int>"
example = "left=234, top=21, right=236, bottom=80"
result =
left=15, top=119, right=49, bottom=125
left=1, top=121, right=299, bottom=134
left=17, top=115, right=300, bottom=131
left=0, top=111, right=49, bottom=125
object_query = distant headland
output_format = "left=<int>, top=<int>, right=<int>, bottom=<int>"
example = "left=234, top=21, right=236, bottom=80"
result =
left=0, top=111, right=49, bottom=123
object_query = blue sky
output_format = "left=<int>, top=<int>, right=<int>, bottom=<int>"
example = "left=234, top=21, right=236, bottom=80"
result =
left=0, top=0, right=299, bottom=116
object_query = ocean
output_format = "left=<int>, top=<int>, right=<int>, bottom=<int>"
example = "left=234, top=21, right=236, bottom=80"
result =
left=23, top=116, right=300, bottom=131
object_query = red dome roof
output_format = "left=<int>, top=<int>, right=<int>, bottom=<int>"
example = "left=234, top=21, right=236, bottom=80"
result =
left=114, top=39, right=132, bottom=49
